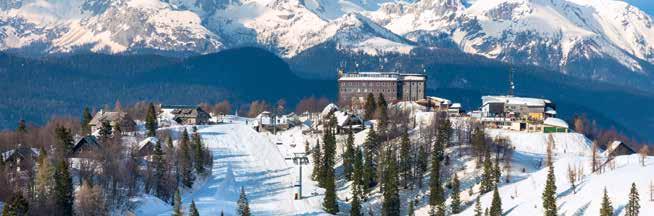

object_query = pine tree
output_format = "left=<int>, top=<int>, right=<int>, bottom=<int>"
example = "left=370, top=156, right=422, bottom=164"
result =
left=180, top=129, right=195, bottom=188
left=237, top=187, right=251, bottom=216
left=381, top=147, right=400, bottom=216
left=428, top=153, right=444, bottom=216
left=493, top=159, right=501, bottom=184
left=189, top=200, right=199, bottom=216
left=146, top=103, right=158, bottom=137
left=192, top=131, right=205, bottom=175
left=343, top=129, right=355, bottom=181
left=153, top=140, right=167, bottom=199
left=173, top=189, right=182, bottom=216
left=481, top=153, right=494, bottom=194
left=54, top=126, right=74, bottom=158
left=311, top=140, right=322, bottom=181
left=474, top=196, right=482, bottom=216
left=350, top=183, right=362, bottom=216
left=399, top=127, right=412, bottom=188
left=600, top=188, right=613, bottom=216
left=352, top=148, right=364, bottom=198
left=376, top=93, right=389, bottom=130
left=54, top=160, right=74, bottom=216
left=2, top=193, right=29, bottom=216
left=489, top=186, right=502, bottom=216
left=364, top=93, right=377, bottom=120
left=450, top=173, right=462, bottom=214
left=436, top=117, right=451, bottom=154
left=415, top=144, right=428, bottom=188
left=625, top=182, right=640, bottom=216
left=542, top=164, right=557, bottom=216
left=81, top=107, right=93, bottom=135
left=363, top=126, right=378, bottom=191
left=322, top=119, right=339, bottom=214
left=320, top=118, right=337, bottom=187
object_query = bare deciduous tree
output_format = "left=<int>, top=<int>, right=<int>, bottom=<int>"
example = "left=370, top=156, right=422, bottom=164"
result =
left=639, top=145, right=649, bottom=167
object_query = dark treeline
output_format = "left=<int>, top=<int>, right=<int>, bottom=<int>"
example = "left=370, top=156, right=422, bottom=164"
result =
left=0, top=47, right=334, bottom=134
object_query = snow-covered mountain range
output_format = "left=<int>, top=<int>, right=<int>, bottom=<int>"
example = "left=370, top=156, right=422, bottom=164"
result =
left=2, top=0, right=654, bottom=83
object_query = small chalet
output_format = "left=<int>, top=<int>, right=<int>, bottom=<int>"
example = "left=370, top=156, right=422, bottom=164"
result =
left=603, top=141, right=636, bottom=157
left=334, top=111, right=365, bottom=133
left=71, top=135, right=101, bottom=157
left=2, top=145, right=39, bottom=171
left=253, top=111, right=299, bottom=132
left=159, top=105, right=211, bottom=126
left=136, top=137, right=158, bottom=157
left=320, top=104, right=365, bottom=133
left=89, top=110, right=136, bottom=133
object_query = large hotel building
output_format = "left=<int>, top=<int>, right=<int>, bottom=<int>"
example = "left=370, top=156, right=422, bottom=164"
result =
left=338, top=71, right=427, bottom=104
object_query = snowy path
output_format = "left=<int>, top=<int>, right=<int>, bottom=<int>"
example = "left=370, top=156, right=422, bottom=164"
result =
left=139, top=119, right=327, bottom=215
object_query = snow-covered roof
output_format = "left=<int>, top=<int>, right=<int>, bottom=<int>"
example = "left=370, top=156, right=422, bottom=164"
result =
left=2, top=147, right=40, bottom=162
left=482, top=95, right=551, bottom=107
left=392, top=101, right=427, bottom=112
left=338, top=72, right=425, bottom=82
left=138, top=137, right=159, bottom=150
left=321, top=103, right=339, bottom=118
left=602, top=141, right=635, bottom=156
left=334, top=111, right=364, bottom=127
left=402, top=75, right=426, bottom=81
left=543, top=118, right=569, bottom=128
left=427, top=96, right=452, bottom=105
left=338, top=77, right=398, bottom=81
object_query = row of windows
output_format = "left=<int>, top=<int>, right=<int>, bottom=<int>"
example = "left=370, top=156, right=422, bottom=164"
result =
left=341, top=82, right=396, bottom=87
left=341, top=88, right=396, bottom=93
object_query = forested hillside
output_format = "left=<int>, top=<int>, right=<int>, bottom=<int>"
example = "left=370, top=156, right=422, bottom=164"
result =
left=0, top=48, right=333, bottom=130
left=1, top=46, right=653, bottom=142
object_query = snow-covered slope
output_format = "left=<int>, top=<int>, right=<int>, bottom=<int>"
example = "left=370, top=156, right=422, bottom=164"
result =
left=455, top=154, right=654, bottom=216
left=135, top=118, right=329, bottom=215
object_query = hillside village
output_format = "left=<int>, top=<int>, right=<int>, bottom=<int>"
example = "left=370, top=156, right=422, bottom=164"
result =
left=0, top=71, right=652, bottom=216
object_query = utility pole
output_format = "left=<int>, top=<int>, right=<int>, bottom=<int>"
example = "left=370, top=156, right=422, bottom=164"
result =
left=285, top=153, right=309, bottom=199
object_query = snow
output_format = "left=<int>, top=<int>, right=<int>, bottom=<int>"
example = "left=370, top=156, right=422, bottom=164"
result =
left=136, top=117, right=330, bottom=215
left=132, top=112, right=653, bottom=216
left=321, top=103, right=339, bottom=118
left=486, top=129, right=593, bottom=156
left=543, top=117, right=569, bottom=129
left=2, top=0, right=653, bottom=72
left=482, top=95, right=551, bottom=106
left=456, top=154, right=654, bottom=216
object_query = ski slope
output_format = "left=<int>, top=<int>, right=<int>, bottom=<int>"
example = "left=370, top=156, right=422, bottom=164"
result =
left=135, top=117, right=329, bottom=215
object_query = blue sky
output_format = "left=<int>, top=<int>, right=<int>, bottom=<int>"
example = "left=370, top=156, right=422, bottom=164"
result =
left=624, top=0, right=654, bottom=16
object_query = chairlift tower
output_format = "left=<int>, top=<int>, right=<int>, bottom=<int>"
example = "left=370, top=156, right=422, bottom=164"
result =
left=285, top=152, right=309, bottom=199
